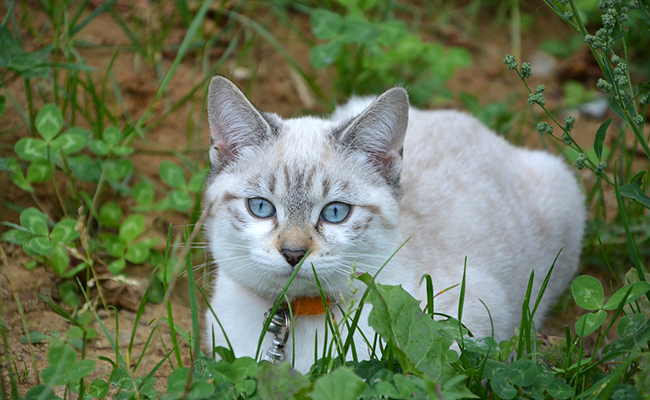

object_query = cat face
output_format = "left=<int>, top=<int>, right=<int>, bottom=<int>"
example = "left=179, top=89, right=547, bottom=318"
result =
left=204, top=77, right=409, bottom=300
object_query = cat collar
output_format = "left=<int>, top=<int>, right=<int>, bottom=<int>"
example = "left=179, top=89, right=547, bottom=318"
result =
left=262, top=298, right=331, bottom=364
left=262, top=307, right=291, bottom=364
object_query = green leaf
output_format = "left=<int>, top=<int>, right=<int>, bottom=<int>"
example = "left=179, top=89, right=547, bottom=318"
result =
left=102, top=234, right=126, bottom=257
left=50, top=244, right=69, bottom=276
left=23, top=386, right=60, bottom=400
left=104, top=159, right=133, bottom=183
left=604, top=281, right=650, bottom=310
left=392, top=373, right=429, bottom=398
left=311, top=9, right=343, bottom=39
left=166, top=367, right=190, bottom=396
left=483, top=359, right=508, bottom=381
left=101, top=126, right=121, bottom=147
left=575, top=309, right=607, bottom=337
left=367, top=284, right=452, bottom=379
left=111, top=145, right=134, bottom=156
left=609, top=96, right=627, bottom=120
left=26, top=160, right=54, bottom=182
left=594, top=117, right=612, bottom=161
left=133, top=181, right=155, bottom=205
left=490, top=377, right=517, bottom=400
left=7, top=158, right=34, bottom=192
left=109, top=368, right=132, bottom=390
left=187, top=169, right=207, bottom=193
left=160, top=161, right=187, bottom=190
left=20, top=331, right=49, bottom=344
left=339, top=14, right=377, bottom=45
left=68, top=359, right=95, bottom=383
left=546, top=379, right=575, bottom=399
left=189, top=381, right=214, bottom=399
left=61, top=262, right=88, bottom=279
left=125, top=241, right=150, bottom=264
left=41, top=344, right=78, bottom=386
left=119, top=214, right=145, bottom=243
left=168, top=190, right=193, bottom=212
left=563, top=80, right=597, bottom=108
left=35, top=104, right=63, bottom=141
left=617, top=314, right=646, bottom=338
left=459, top=336, right=499, bottom=357
left=50, top=128, right=89, bottom=154
left=88, top=140, right=109, bottom=156
left=59, top=281, right=80, bottom=309
left=508, top=358, right=538, bottom=387
left=377, top=20, right=408, bottom=46
left=67, top=155, right=102, bottom=181
left=256, top=362, right=310, bottom=400
left=87, top=379, right=110, bottom=399
left=107, top=258, right=126, bottom=275
left=571, top=275, right=604, bottom=310
left=98, top=202, right=122, bottom=229
left=50, top=219, right=78, bottom=243
left=15, top=138, right=48, bottom=162
left=1, top=228, right=32, bottom=244
left=311, top=367, right=366, bottom=400
left=0, top=95, right=6, bottom=116
left=610, top=384, right=640, bottom=399
left=619, top=183, right=650, bottom=209
left=20, top=208, right=49, bottom=236
left=0, top=26, right=22, bottom=66
left=310, top=41, right=343, bottom=69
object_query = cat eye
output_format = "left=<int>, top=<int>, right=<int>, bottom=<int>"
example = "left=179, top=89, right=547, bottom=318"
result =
left=247, top=198, right=276, bottom=219
left=320, top=202, right=351, bottom=224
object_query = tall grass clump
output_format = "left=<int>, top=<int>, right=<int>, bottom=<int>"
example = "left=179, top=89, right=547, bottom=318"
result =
left=0, top=0, right=649, bottom=399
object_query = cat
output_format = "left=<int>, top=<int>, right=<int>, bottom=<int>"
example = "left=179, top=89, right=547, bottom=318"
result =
left=203, top=76, right=586, bottom=372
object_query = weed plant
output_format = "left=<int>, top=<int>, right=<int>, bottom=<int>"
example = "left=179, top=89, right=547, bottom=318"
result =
left=0, top=0, right=649, bottom=399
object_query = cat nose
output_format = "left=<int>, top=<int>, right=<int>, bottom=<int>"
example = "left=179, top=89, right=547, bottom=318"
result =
left=280, top=248, right=306, bottom=267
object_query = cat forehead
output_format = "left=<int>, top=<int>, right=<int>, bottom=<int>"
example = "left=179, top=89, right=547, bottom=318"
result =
left=259, top=115, right=343, bottom=167
left=236, top=117, right=368, bottom=197
left=256, top=117, right=348, bottom=187
left=276, top=116, right=337, bottom=149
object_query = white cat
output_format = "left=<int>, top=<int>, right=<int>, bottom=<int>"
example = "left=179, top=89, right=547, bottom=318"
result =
left=203, top=76, right=586, bottom=372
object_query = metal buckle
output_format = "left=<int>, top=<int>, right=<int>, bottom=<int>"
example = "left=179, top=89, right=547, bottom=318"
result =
left=262, top=307, right=291, bottom=364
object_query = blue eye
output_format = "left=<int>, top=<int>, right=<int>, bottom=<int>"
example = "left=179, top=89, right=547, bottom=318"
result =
left=320, top=202, right=351, bottom=223
left=247, top=198, right=276, bottom=218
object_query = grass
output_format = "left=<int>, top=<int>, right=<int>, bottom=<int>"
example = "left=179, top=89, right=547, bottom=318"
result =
left=1, top=0, right=649, bottom=399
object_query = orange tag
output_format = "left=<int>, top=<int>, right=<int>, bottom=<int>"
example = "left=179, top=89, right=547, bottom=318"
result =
left=291, top=298, right=330, bottom=316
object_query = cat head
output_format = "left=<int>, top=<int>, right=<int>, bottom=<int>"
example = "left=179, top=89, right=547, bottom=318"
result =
left=204, top=76, right=409, bottom=300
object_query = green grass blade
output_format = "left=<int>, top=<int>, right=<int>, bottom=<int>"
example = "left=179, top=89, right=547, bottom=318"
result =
left=530, top=249, right=560, bottom=317
left=198, top=285, right=234, bottom=355
left=184, top=225, right=202, bottom=360
left=342, top=238, right=410, bottom=354
left=70, top=0, right=115, bottom=36
left=613, top=161, right=649, bottom=295
left=128, top=0, right=213, bottom=143
left=255, top=250, right=309, bottom=360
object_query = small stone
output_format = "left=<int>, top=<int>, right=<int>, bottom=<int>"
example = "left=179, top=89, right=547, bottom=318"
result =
left=530, top=51, right=558, bottom=78
left=580, top=98, right=609, bottom=119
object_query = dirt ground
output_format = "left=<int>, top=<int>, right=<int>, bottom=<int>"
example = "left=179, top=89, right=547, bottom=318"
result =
left=0, top=0, right=637, bottom=396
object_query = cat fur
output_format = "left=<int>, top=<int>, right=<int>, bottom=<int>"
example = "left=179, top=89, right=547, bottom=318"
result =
left=203, top=76, right=586, bottom=372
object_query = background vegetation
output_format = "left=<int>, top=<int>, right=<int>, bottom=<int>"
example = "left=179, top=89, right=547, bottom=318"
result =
left=0, top=0, right=648, bottom=398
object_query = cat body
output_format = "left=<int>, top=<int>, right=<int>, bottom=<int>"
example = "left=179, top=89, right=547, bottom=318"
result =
left=203, top=77, right=585, bottom=372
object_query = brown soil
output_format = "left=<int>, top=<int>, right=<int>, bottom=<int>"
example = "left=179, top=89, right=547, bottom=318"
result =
left=0, top=0, right=641, bottom=397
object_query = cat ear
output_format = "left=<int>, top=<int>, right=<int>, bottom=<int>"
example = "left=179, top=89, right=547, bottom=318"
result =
left=334, top=87, right=409, bottom=185
left=207, top=76, right=277, bottom=169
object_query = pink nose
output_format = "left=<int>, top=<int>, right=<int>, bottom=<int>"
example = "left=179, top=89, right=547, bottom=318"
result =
left=280, top=248, right=306, bottom=267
